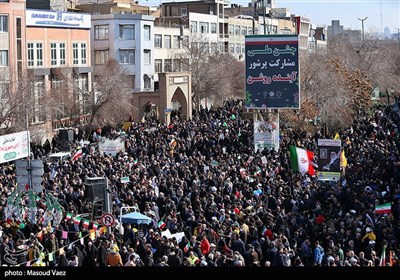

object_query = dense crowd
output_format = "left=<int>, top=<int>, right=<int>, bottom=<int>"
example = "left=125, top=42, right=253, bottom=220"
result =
left=0, top=99, right=400, bottom=267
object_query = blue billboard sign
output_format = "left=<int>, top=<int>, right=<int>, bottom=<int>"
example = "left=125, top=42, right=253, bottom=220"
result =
left=245, top=35, right=300, bottom=109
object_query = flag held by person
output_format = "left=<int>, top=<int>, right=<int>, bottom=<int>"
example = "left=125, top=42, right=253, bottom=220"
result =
left=375, top=203, right=391, bottom=214
left=157, top=220, right=166, bottom=230
left=334, top=133, right=340, bottom=140
left=71, top=146, right=83, bottom=162
left=289, top=146, right=316, bottom=176
left=379, top=244, right=387, bottom=266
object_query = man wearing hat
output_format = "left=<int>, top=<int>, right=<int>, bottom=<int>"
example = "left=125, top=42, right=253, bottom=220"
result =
left=361, top=227, right=376, bottom=246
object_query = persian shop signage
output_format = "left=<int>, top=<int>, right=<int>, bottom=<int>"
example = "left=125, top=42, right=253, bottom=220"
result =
left=26, top=10, right=91, bottom=29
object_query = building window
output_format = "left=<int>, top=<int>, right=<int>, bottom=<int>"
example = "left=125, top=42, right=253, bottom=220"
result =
left=229, top=25, right=234, bottom=35
left=164, top=35, right=171, bottom=49
left=94, top=25, right=109, bottom=40
left=173, top=59, right=180, bottom=72
left=236, top=43, right=241, bottom=54
left=27, top=43, right=34, bottom=67
left=229, top=43, right=235, bottom=53
left=164, top=59, right=172, bottom=72
left=242, top=44, right=245, bottom=54
left=173, top=35, right=180, bottom=49
left=60, top=43, right=66, bottom=65
left=73, top=43, right=78, bottom=65
left=241, top=26, right=247, bottom=36
left=0, top=50, right=7, bottom=66
left=81, top=43, right=86, bottom=65
left=119, top=49, right=135, bottom=64
left=181, top=7, right=187, bottom=16
left=211, top=43, right=217, bottom=53
left=154, top=34, right=162, bottom=48
left=155, top=59, right=162, bottom=73
left=119, top=25, right=134, bottom=40
left=27, top=42, right=43, bottom=67
left=73, top=43, right=87, bottom=66
left=51, top=43, right=57, bottom=66
left=36, top=43, right=43, bottom=66
left=235, top=25, right=240, bottom=36
left=181, top=58, right=189, bottom=71
left=31, top=78, right=45, bottom=124
left=199, top=22, right=209, bottom=34
left=144, top=25, right=151, bottom=40
left=0, top=82, right=10, bottom=100
left=211, top=23, right=217, bottom=34
left=74, top=74, right=89, bottom=114
left=143, top=74, right=151, bottom=89
left=190, top=21, right=197, bottom=33
left=143, top=50, right=151, bottom=64
left=95, top=50, right=109, bottom=65
left=182, top=36, right=189, bottom=48
left=0, top=15, right=7, bottom=32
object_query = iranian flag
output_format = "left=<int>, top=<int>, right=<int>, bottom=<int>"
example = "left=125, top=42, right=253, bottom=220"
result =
left=184, top=242, right=190, bottom=253
left=157, top=220, right=166, bottom=230
left=379, top=245, right=387, bottom=266
left=375, top=203, right=391, bottom=214
left=92, top=222, right=99, bottom=230
left=82, top=219, right=90, bottom=228
left=253, top=166, right=262, bottom=177
left=261, top=226, right=267, bottom=236
left=65, top=212, right=73, bottom=220
left=73, top=216, right=81, bottom=225
left=289, top=146, right=316, bottom=176
left=71, top=147, right=83, bottom=162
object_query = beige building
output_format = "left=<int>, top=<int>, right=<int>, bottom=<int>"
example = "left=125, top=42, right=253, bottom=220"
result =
left=25, top=9, right=92, bottom=141
left=0, top=0, right=26, bottom=106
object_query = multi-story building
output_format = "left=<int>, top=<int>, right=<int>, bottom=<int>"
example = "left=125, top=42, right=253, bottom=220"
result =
left=160, top=0, right=229, bottom=53
left=327, top=19, right=361, bottom=41
left=308, top=25, right=327, bottom=53
left=25, top=9, right=92, bottom=136
left=91, top=13, right=155, bottom=91
left=0, top=0, right=26, bottom=94
left=153, top=22, right=190, bottom=89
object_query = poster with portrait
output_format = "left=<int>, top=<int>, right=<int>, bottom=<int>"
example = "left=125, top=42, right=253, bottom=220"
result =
left=317, top=139, right=341, bottom=181
left=254, top=120, right=279, bottom=152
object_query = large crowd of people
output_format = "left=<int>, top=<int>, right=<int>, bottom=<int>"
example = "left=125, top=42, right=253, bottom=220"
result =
left=0, top=99, right=399, bottom=267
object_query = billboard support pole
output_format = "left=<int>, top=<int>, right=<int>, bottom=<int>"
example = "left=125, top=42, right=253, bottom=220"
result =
left=25, top=106, right=32, bottom=190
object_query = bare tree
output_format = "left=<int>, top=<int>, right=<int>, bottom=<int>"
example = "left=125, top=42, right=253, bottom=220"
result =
left=46, top=59, right=136, bottom=131
left=177, top=34, right=245, bottom=109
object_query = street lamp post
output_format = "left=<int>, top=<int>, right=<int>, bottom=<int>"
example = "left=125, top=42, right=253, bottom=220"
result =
left=396, top=28, right=400, bottom=46
left=357, top=17, right=368, bottom=43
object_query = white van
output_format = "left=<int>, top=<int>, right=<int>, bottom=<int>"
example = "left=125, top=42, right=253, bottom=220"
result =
left=45, top=152, right=71, bottom=165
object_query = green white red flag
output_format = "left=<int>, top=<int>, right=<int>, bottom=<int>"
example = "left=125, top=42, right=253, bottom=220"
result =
left=289, top=146, right=316, bottom=176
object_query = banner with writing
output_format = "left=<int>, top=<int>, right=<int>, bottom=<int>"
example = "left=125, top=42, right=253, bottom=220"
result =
left=254, top=121, right=280, bottom=152
left=0, top=131, right=30, bottom=163
left=245, top=35, right=300, bottom=109
left=98, top=137, right=125, bottom=156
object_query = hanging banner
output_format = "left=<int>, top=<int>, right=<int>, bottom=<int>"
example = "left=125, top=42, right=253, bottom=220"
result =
left=245, top=35, right=300, bottom=109
left=0, top=131, right=30, bottom=163
left=317, top=139, right=341, bottom=181
left=98, top=137, right=125, bottom=156
left=254, top=120, right=279, bottom=152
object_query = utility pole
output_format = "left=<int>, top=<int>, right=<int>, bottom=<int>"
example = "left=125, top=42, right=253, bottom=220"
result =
left=261, top=0, right=266, bottom=35
left=396, top=28, right=400, bottom=47
left=357, top=17, right=368, bottom=43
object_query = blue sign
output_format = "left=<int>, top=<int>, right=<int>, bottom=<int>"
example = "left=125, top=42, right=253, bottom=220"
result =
left=245, top=35, right=300, bottom=109
left=26, top=10, right=91, bottom=29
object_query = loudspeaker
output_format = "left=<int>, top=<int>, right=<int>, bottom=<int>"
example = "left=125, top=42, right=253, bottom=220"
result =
left=85, top=177, right=107, bottom=201
left=84, top=177, right=112, bottom=217
left=58, top=130, right=69, bottom=142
